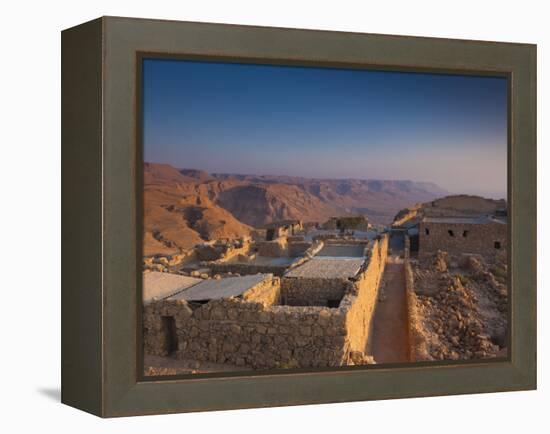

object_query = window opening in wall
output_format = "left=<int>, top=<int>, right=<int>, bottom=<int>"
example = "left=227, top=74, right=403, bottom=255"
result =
left=161, top=316, right=178, bottom=355
left=494, top=241, right=501, bottom=249
left=326, top=299, right=340, bottom=308
left=462, top=230, right=469, bottom=237
left=425, top=228, right=430, bottom=235
left=188, top=300, right=209, bottom=311
left=448, top=230, right=454, bottom=237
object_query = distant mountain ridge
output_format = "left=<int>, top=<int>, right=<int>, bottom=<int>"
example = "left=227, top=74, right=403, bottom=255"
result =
left=143, top=162, right=449, bottom=255
left=209, top=171, right=447, bottom=224
left=212, top=172, right=446, bottom=194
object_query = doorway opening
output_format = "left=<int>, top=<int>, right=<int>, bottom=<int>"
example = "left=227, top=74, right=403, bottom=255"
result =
left=161, top=316, right=178, bottom=355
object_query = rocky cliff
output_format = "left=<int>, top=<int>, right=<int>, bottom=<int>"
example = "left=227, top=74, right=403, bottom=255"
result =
left=143, top=162, right=448, bottom=255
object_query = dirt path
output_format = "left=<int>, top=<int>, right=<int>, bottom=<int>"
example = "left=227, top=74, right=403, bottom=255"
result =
left=372, top=257, right=410, bottom=364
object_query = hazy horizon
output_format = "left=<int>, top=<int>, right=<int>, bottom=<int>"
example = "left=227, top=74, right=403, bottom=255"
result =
left=145, top=160, right=506, bottom=200
left=143, top=59, right=507, bottom=200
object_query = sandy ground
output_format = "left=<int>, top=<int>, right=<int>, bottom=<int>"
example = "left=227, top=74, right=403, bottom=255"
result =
left=372, top=257, right=410, bottom=364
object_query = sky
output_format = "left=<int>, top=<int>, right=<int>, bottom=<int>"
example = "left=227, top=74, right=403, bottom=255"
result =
left=142, top=58, right=508, bottom=199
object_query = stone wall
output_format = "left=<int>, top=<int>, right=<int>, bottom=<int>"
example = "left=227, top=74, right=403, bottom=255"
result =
left=313, top=233, right=338, bottom=242
left=325, top=239, right=369, bottom=246
left=143, top=237, right=389, bottom=369
left=404, top=234, right=410, bottom=259
left=322, top=216, right=369, bottom=231
left=144, top=290, right=349, bottom=369
left=241, top=276, right=281, bottom=305
left=342, top=235, right=388, bottom=355
left=208, top=262, right=290, bottom=277
left=143, top=249, right=197, bottom=272
left=206, top=241, right=323, bottom=278
left=195, top=238, right=251, bottom=262
left=256, top=237, right=288, bottom=257
left=287, top=241, right=313, bottom=257
left=418, top=221, right=506, bottom=258
left=404, top=259, right=430, bottom=361
left=280, top=277, right=352, bottom=307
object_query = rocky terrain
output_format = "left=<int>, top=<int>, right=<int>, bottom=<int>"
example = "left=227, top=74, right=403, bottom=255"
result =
left=144, top=182, right=252, bottom=256
left=144, top=162, right=447, bottom=255
left=392, top=194, right=506, bottom=227
left=410, top=251, right=507, bottom=361
left=215, top=172, right=447, bottom=224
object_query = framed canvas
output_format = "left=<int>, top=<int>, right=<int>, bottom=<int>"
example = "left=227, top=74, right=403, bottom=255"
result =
left=61, top=16, right=536, bottom=417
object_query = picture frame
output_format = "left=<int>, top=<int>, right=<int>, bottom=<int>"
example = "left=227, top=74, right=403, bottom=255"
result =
left=61, top=16, right=536, bottom=417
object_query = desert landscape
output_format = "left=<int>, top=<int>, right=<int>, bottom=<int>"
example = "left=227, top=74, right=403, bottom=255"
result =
left=140, top=58, right=508, bottom=376
left=143, top=162, right=447, bottom=256
left=142, top=162, right=508, bottom=375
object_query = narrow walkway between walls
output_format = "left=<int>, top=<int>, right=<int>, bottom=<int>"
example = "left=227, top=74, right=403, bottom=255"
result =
left=372, top=256, right=410, bottom=364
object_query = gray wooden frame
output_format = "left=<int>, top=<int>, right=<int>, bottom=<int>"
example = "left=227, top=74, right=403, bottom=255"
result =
left=61, top=16, right=536, bottom=417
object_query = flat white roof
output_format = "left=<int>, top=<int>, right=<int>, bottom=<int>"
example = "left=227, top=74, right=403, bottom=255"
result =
left=285, top=257, right=364, bottom=279
left=316, top=244, right=366, bottom=257
left=168, top=274, right=271, bottom=302
left=142, top=272, right=201, bottom=305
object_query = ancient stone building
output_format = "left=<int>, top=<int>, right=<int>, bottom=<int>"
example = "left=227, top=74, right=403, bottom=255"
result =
left=194, top=237, right=251, bottom=261
left=143, top=236, right=389, bottom=369
left=263, top=220, right=303, bottom=241
left=143, top=271, right=202, bottom=305
left=322, top=216, right=369, bottom=231
left=205, top=238, right=324, bottom=277
left=418, top=216, right=507, bottom=257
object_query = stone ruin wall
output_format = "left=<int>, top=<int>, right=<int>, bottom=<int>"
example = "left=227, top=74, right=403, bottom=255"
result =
left=207, top=261, right=290, bottom=277
left=287, top=241, right=313, bottom=257
left=205, top=241, right=323, bottom=278
left=342, top=235, right=388, bottom=356
left=325, top=239, right=369, bottom=246
left=402, top=236, right=430, bottom=362
left=194, top=239, right=251, bottom=262
left=418, top=221, right=506, bottom=258
left=143, top=237, right=389, bottom=369
left=143, top=277, right=349, bottom=369
left=280, top=277, right=352, bottom=307
left=143, top=249, right=197, bottom=272
left=255, top=237, right=288, bottom=257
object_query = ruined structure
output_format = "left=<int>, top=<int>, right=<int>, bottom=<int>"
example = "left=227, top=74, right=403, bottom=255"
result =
left=143, top=271, right=202, bottom=305
left=418, top=216, right=507, bottom=257
left=322, top=216, right=369, bottom=231
left=197, top=227, right=325, bottom=277
left=404, top=249, right=508, bottom=362
left=263, top=220, right=303, bottom=241
left=143, top=235, right=388, bottom=369
left=193, top=237, right=251, bottom=262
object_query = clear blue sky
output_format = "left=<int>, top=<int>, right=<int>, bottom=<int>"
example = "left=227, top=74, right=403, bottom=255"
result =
left=143, top=58, right=507, bottom=199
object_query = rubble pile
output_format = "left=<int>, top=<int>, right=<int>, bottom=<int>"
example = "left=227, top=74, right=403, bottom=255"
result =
left=412, top=251, right=507, bottom=361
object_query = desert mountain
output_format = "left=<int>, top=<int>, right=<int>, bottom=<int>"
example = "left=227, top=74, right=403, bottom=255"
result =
left=143, top=162, right=196, bottom=185
left=213, top=173, right=447, bottom=224
left=144, top=181, right=252, bottom=256
left=392, top=194, right=507, bottom=228
left=143, top=162, right=449, bottom=255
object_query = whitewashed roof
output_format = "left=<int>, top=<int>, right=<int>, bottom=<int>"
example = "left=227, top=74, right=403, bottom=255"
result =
left=285, top=257, right=364, bottom=279
left=142, top=272, right=201, bottom=305
left=168, top=274, right=271, bottom=302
